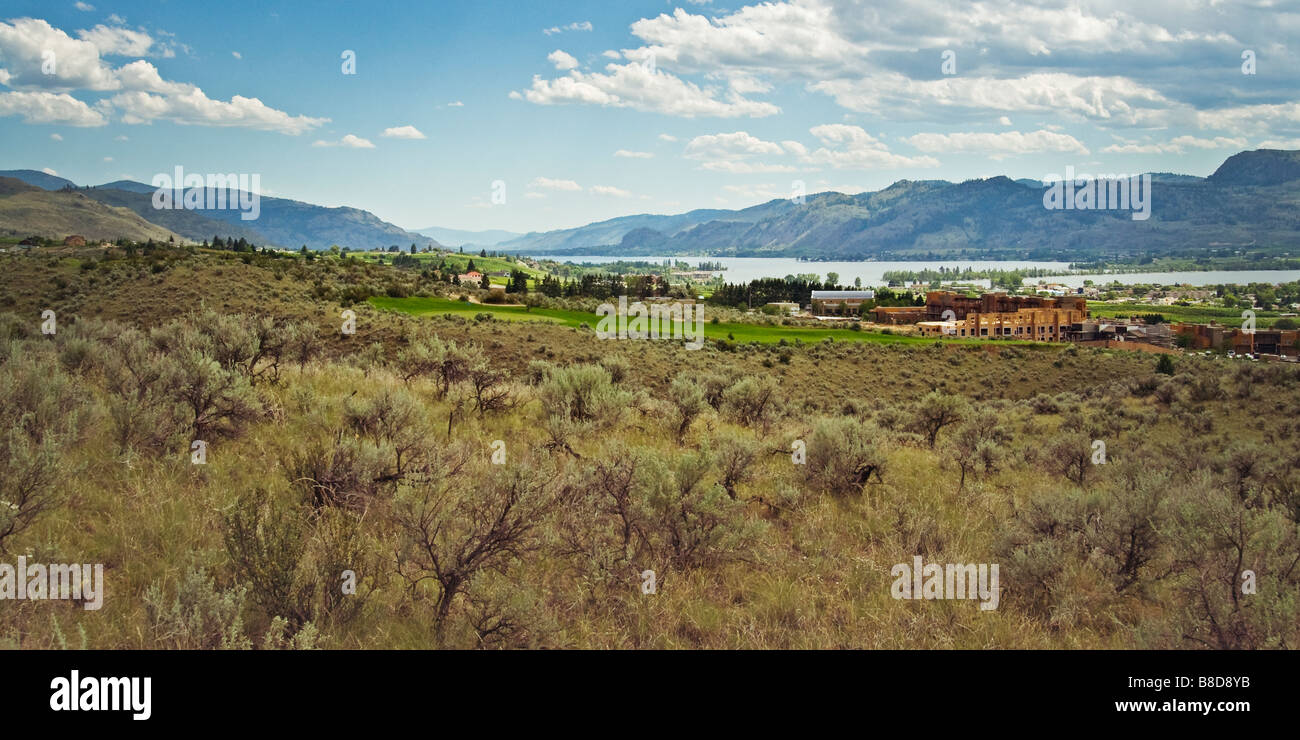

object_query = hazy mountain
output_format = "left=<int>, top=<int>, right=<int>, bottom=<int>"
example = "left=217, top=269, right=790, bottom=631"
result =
left=0, top=177, right=181, bottom=243
left=498, top=198, right=799, bottom=254
left=498, top=149, right=1300, bottom=260
left=414, top=226, right=522, bottom=248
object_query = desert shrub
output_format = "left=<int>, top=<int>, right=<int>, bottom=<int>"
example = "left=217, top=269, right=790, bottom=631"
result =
left=223, top=491, right=372, bottom=632
left=599, top=355, right=631, bottom=384
left=343, top=387, right=429, bottom=476
left=537, top=364, right=629, bottom=427
left=392, top=460, right=557, bottom=639
left=709, top=429, right=760, bottom=500
left=171, top=345, right=262, bottom=441
left=720, top=375, right=781, bottom=428
left=0, top=344, right=86, bottom=551
left=667, top=372, right=707, bottom=438
left=948, top=416, right=1007, bottom=492
left=144, top=569, right=250, bottom=650
left=1159, top=473, right=1300, bottom=649
left=804, top=416, right=885, bottom=496
left=284, top=436, right=388, bottom=510
left=101, top=328, right=189, bottom=455
left=631, top=447, right=764, bottom=570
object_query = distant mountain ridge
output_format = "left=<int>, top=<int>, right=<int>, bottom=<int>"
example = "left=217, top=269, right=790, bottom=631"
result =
left=6, top=148, right=1300, bottom=259
left=414, top=226, right=522, bottom=248
left=495, top=149, right=1300, bottom=260
left=0, top=170, right=440, bottom=251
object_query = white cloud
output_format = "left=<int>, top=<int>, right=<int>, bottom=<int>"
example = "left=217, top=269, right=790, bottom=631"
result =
left=543, top=21, right=593, bottom=36
left=591, top=185, right=632, bottom=197
left=0, top=18, right=324, bottom=134
left=512, top=60, right=778, bottom=118
left=232, top=51, right=241, bottom=59
left=0, top=90, right=107, bottom=125
left=50, top=133, right=63, bottom=141
left=447, top=101, right=464, bottom=107
left=803, top=124, right=939, bottom=169
left=0, top=18, right=120, bottom=90
left=658, top=133, right=678, bottom=142
left=312, top=134, right=375, bottom=148
left=1101, top=135, right=1247, bottom=155
left=74, top=2, right=94, bottom=11
left=114, top=134, right=127, bottom=141
left=614, top=149, right=653, bottom=158
left=529, top=176, right=582, bottom=191
left=686, top=130, right=784, bottom=158
left=1257, top=138, right=1300, bottom=150
left=548, top=50, right=579, bottom=71
left=42, top=167, right=58, bottom=175
left=904, top=129, right=1090, bottom=158
left=77, top=24, right=158, bottom=57
left=998, top=116, right=1012, bottom=126
left=811, top=72, right=1172, bottom=126
left=381, top=125, right=426, bottom=139
left=685, top=131, right=797, bottom=172
left=103, top=156, right=112, bottom=162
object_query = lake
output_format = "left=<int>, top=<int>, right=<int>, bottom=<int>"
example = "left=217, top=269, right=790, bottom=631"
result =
left=532, top=256, right=1300, bottom=288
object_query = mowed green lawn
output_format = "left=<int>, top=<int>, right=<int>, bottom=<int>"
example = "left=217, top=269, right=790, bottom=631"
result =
left=1089, top=301, right=1285, bottom=327
left=369, top=295, right=1053, bottom=347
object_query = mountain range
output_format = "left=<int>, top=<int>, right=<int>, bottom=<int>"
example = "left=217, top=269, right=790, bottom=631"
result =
left=494, top=149, right=1300, bottom=261
left=3, top=149, right=1299, bottom=260
left=0, top=170, right=441, bottom=251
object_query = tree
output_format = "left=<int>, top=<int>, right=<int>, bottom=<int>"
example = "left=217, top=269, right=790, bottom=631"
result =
left=826, top=271, right=840, bottom=287
left=480, top=273, right=491, bottom=290
left=1156, top=354, right=1176, bottom=375
left=913, top=390, right=969, bottom=448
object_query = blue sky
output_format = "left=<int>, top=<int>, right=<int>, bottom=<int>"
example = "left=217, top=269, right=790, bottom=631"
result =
left=2, top=0, right=1298, bottom=234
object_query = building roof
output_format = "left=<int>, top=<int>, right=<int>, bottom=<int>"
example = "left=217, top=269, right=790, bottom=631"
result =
left=811, top=290, right=875, bottom=300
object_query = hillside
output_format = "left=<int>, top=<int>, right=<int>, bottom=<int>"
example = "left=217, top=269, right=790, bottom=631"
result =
left=0, top=177, right=182, bottom=242
left=0, top=171, right=441, bottom=251
left=0, top=243, right=1295, bottom=651
left=499, top=149, right=1300, bottom=260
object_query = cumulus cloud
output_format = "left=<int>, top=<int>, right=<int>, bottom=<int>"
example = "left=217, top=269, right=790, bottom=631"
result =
left=77, top=24, right=158, bottom=57
left=0, top=18, right=325, bottom=134
left=311, top=134, right=375, bottom=148
left=538, top=1, right=1298, bottom=147
left=0, top=90, right=107, bottom=125
left=74, top=2, right=94, bottom=11
left=1101, top=135, right=1248, bottom=154
left=904, top=129, right=1090, bottom=158
left=614, top=149, right=653, bottom=158
left=547, top=50, right=579, bottom=71
left=590, top=185, right=632, bottom=197
left=381, top=125, right=426, bottom=139
left=512, top=60, right=779, bottom=118
left=802, top=124, right=939, bottom=169
left=685, top=131, right=795, bottom=172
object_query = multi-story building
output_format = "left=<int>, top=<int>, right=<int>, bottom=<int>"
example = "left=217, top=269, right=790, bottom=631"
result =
left=915, top=291, right=1088, bottom=341
left=810, top=290, right=875, bottom=315
left=924, top=290, right=1087, bottom=321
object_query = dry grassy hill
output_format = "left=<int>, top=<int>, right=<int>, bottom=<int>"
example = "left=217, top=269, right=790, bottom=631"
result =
left=0, top=177, right=181, bottom=243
